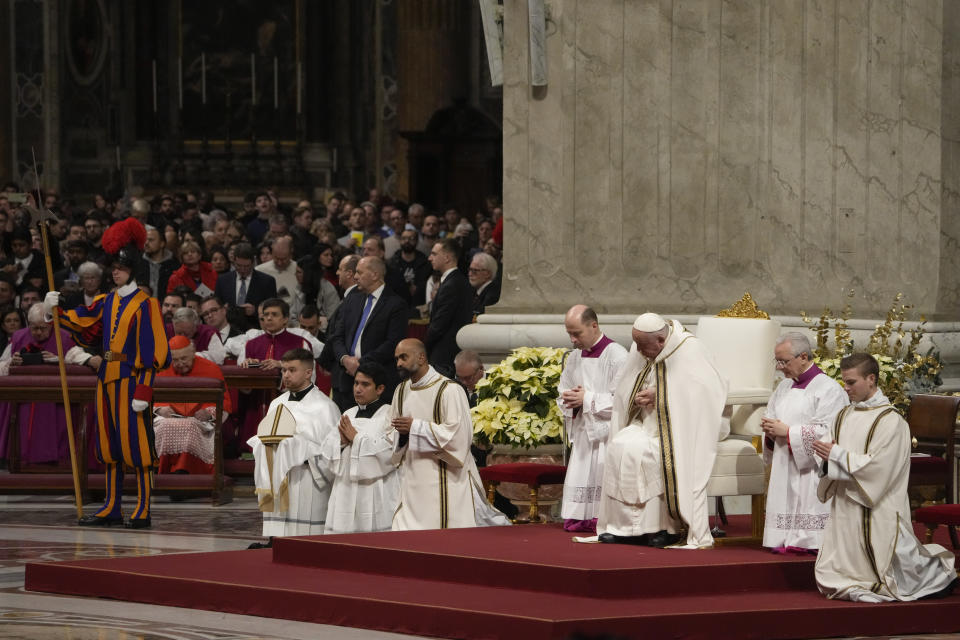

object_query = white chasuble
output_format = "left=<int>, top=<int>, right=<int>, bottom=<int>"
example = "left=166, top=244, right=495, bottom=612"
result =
left=391, top=366, right=511, bottom=531
left=317, top=404, right=400, bottom=534
left=598, top=320, right=728, bottom=548
left=815, top=394, right=956, bottom=602
left=763, top=372, right=848, bottom=550
left=248, top=386, right=341, bottom=537
left=557, top=338, right=628, bottom=520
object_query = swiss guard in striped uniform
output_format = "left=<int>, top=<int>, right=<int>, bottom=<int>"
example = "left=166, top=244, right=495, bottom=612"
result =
left=43, top=218, right=170, bottom=529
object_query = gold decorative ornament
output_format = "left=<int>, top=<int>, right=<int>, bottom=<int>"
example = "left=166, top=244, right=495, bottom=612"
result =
left=715, top=292, right=770, bottom=319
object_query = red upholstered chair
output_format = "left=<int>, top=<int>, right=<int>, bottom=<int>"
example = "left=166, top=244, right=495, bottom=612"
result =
left=478, top=463, right=565, bottom=523
left=907, top=394, right=960, bottom=505
left=913, top=504, right=960, bottom=549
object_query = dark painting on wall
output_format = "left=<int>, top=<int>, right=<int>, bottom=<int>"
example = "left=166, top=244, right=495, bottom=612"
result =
left=66, top=0, right=109, bottom=87
left=180, top=0, right=299, bottom=140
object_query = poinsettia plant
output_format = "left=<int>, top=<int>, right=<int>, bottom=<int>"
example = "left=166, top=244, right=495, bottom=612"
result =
left=471, top=346, right=567, bottom=448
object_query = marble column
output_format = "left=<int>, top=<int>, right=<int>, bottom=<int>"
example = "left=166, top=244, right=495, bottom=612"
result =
left=461, top=0, right=960, bottom=385
left=393, top=0, right=468, bottom=198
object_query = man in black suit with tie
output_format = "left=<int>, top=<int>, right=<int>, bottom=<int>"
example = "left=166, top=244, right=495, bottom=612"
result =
left=425, top=238, right=474, bottom=378
left=214, top=243, right=277, bottom=330
left=327, top=256, right=408, bottom=411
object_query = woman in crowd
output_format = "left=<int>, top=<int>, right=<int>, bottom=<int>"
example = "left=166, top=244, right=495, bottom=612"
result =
left=0, top=307, right=23, bottom=356
left=209, top=247, right=230, bottom=275
left=166, top=240, right=217, bottom=295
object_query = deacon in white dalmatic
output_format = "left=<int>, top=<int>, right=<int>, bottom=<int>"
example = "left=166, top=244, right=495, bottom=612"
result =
left=317, top=361, right=399, bottom=534
left=248, top=348, right=341, bottom=548
left=557, top=305, right=627, bottom=533
left=390, top=338, right=510, bottom=530
left=761, top=332, right=848, bottom=553
left=813, top=353, right=957, bottom=602
left=596, top=313, right=727, bottom=549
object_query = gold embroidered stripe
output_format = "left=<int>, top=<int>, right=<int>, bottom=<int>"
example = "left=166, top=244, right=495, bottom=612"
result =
left=625, top=362, right=653, bottom=425
left=655, top=361, right=680, bottom=521
left=861, top=505, right=882, bottom=588
left=433, top=381, right=449, bottom=423
left=833, top=405, right=853, bottom=443
left=396, top=380, right=408, bottom=415
left=864, top=408, right=896, bottom=452
left=438, top=460, right=448, bottom=528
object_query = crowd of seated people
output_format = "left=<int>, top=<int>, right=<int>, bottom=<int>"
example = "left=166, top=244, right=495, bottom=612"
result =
left=0, top=182, right=504, bottom=468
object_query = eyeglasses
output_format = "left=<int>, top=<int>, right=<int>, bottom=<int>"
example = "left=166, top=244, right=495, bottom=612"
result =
left=200, top=307, right=221, bottom=317
left=774, top=354, right=802, bottom=368
left=467, top=268, right=489, bottom=274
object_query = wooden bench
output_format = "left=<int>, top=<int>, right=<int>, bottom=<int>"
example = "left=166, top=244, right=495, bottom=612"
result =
left=0, top=365, right=231, bottom=505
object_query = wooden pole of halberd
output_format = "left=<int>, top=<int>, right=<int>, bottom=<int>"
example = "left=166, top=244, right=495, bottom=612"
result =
left=38, top=220, right=84, bottom=520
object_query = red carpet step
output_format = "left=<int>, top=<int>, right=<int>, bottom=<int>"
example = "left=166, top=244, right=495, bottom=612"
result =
left=25, top=523, right=960, bottom=640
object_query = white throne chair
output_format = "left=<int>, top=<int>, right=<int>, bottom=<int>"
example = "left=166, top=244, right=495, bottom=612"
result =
left=697, top=296, right=780, bottom=542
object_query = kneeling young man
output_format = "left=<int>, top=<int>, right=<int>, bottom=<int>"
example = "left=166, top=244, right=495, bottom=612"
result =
left=318, top=361, right=399, bottom=533
left=248, top=348, right=341, bottom=547
left=813, top=353, right=957, bottom=602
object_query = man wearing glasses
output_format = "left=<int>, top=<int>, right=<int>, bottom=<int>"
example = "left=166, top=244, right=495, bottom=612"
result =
left=200, top=295, right=242, bottom=345
left=760, top=332, right=847, bottom=554
left=467, top=253, right=500, bottom=316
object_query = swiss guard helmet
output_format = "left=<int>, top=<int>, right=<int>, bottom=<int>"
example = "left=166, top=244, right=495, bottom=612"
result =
left=101, top=217, right=147, bottom=271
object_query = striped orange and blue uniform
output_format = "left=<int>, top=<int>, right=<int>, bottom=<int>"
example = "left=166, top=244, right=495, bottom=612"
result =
left=59, top=288, right=170, bottom=522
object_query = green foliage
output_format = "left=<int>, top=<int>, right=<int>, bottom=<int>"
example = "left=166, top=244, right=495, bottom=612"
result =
left=801, top=292, right=942, bottom=412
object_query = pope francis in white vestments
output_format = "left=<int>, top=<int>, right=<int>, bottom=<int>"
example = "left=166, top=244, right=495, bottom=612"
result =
left=317, top=399, right=399, bottom=534
left=391, top=339, right=510, bottom=530
left=557, top=309, right=627, bottom=531
left=813, top=354, right=956, bottom=602
left=762, top=332, right=848, bottom=552
left=597, top=314, right=728, bottom=549
left=249, top=351, right=341, bottom=538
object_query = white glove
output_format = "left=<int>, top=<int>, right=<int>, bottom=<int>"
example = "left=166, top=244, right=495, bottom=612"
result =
left=43, top=291, right=60, bottom=315
left=132, top=399, right=148, bottom=412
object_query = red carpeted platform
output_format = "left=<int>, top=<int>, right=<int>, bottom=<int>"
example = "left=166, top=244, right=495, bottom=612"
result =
left=24, top=522, right=960, bottom=640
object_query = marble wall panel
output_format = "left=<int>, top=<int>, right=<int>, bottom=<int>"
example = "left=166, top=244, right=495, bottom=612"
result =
left=500, top=0, right=959, bottom=319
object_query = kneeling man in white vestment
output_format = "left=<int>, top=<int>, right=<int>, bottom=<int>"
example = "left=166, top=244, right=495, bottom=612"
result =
left=391, top=338, right=510, bottom=530
left=318, top=361, right=399, bottom=533
left=248, top=348, right=341, bottom=547
left=813, top=353, right=957, bottom=602
left=557, top=304, right=627, bottom=533
left=597, top=313, right=727, bottom=549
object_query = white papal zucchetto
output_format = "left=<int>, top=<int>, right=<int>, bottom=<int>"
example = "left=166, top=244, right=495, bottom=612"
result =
left=632, top=312, right=667, bottom=333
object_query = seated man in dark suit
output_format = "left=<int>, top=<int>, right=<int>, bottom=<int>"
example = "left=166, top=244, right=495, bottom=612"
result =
left=214, top=242, right=276, bottom=330
left=327, top=256, right=407, bottom=411
left=424, top=238, right=474, bottom=378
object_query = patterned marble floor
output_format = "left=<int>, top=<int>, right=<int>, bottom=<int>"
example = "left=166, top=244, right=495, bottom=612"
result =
left=0, top=490, right=957, bottom=640
left=0, top=491, right=409, bottom=639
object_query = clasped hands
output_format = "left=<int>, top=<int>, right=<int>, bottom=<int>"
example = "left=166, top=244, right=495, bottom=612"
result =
left=560, top=386, right=585, bottom=409
left=633, top=388, right=656, bottom=410
left=761, top=417, right=837, bottom=459
left=339, top=414, right=358, bottom=445
left=155, top=406, right=213, bottom=422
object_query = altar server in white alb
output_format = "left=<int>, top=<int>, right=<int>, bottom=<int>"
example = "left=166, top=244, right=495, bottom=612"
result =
left=557, top=305, right=627, bottom=533
left=761, top=332, right=848, bottom=554
left=317, top=361, right=399, bottom=534
left=390, top=338, right=510, bottom=530
left=597, top=313, right=727, bottom=549
left=248, top=348, right=341, bottom=548
left=813, top=353, right=956, bottom=602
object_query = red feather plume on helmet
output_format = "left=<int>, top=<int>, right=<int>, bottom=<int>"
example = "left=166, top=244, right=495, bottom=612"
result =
left=101, top=217, right=147, bottom=255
